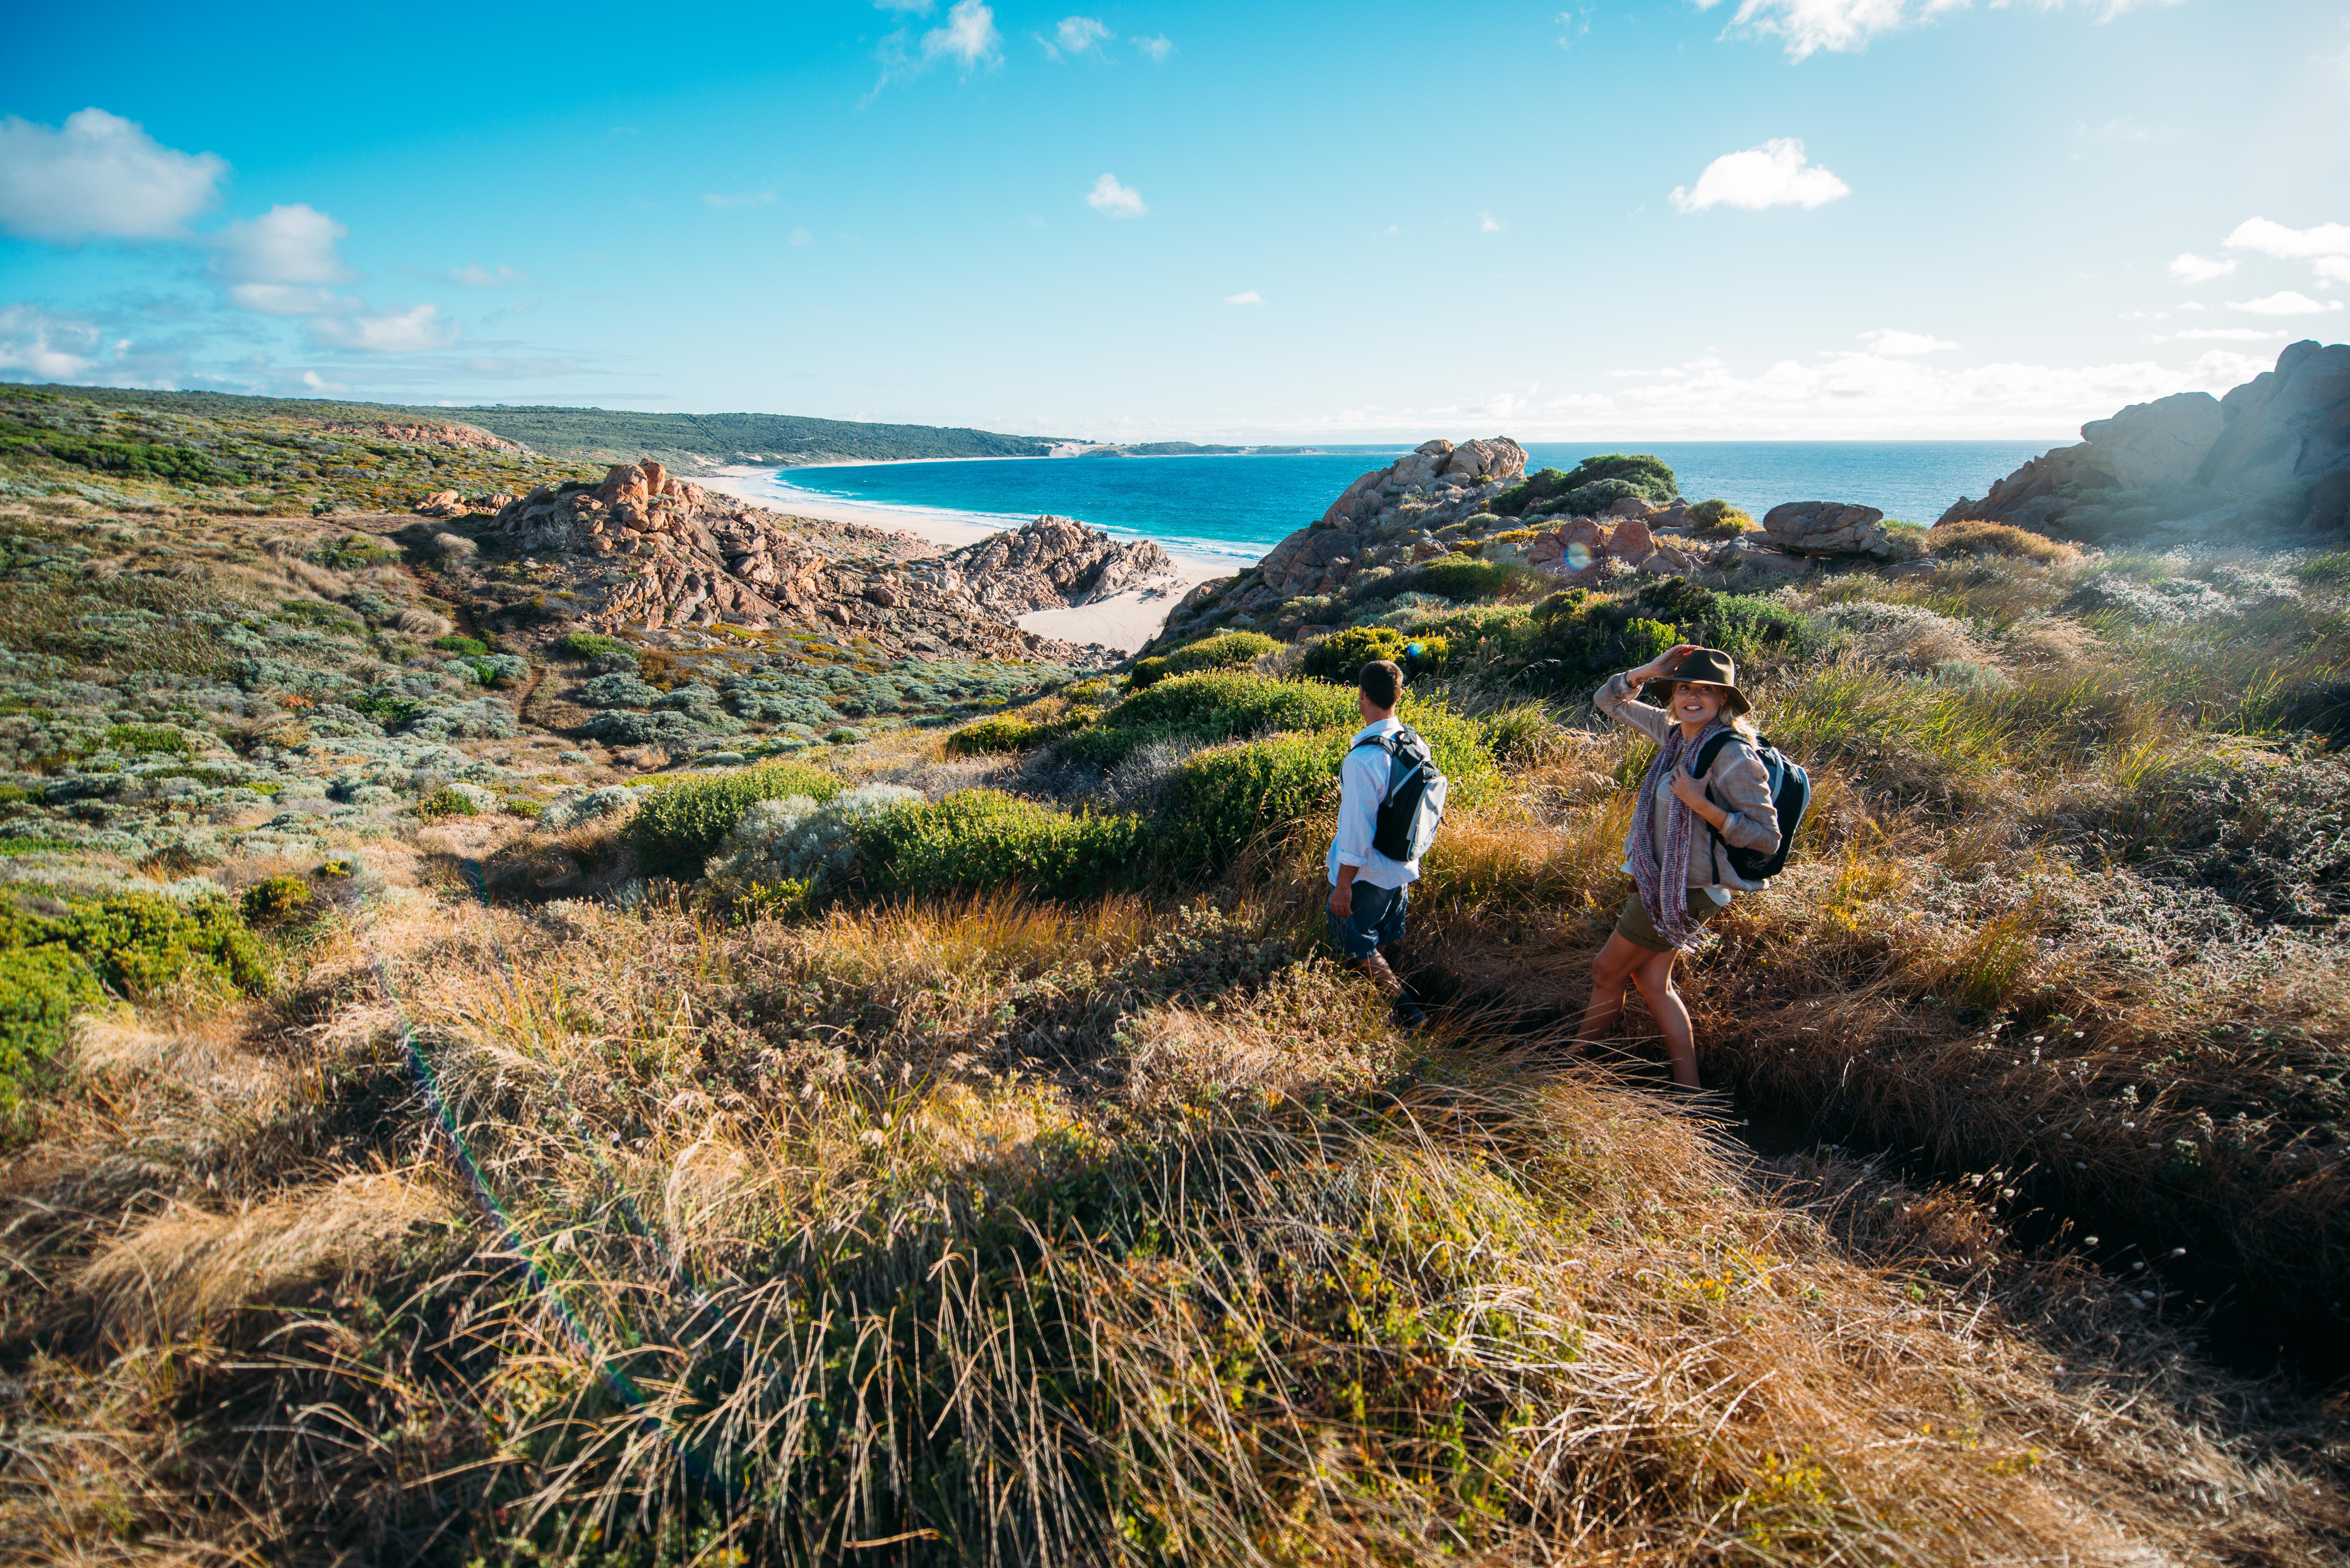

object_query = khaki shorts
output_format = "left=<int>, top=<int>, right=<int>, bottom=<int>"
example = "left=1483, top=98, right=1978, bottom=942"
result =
left=1613, top=886, right=1724, bottom=952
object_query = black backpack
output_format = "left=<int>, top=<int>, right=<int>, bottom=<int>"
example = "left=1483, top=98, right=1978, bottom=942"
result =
left=1349, top=726, right=1450, bottom=862
left=1694, top=731, right=1809, bottom=881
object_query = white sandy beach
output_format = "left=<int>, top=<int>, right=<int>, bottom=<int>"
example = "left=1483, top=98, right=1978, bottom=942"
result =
left=698, top=463, right=1228, bottom=652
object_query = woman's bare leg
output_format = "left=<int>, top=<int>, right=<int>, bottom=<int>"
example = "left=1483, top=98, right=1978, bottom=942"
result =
left=1630, top=946, right=1700, bottom=1088
left=1575, top=933, right=1649, bottom=1050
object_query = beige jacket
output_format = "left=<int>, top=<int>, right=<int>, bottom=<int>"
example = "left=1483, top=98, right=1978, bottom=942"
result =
left=1594, top=670, right=1782, bottom=892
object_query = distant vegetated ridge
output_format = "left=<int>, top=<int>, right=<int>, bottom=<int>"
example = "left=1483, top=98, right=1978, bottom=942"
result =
left=15, top=384, right=1080, bottom=471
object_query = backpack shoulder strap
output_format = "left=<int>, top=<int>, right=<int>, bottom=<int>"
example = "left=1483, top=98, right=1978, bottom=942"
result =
left=1693, top=731, right=1740, bottom=775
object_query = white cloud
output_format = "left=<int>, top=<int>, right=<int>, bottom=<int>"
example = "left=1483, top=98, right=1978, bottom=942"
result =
left=1858, top=328, right=1957, bottom=355
left=1085, top=173, right=1146, bottom=218
left=1133, top=33, right=1175, bottom=61
left=1224, top=291, right=1265, bottom=305
left=2168, top=252, right=2236, bottom=284
left=1480, top=212, right=1503, bottom=232
left=448, top=263, right=529, bottom=287
left=1694, top=0, right=2184, bottom=62
left=0, top=108, right=226, bottom=242
left=1039, top=16, right=1110, bottom=58
left=2223, top=216, right=2350, bottom=260
left=304, top=303, right=460, bottom=354
left=0, top=304, right=100, bottom=379
left=2179, top=301, right=2205, bottom=311
left=2316, top=256, right=2350, bottom=286
left=1670, top=139, right=1850, bottom=213
left=2226, top=290, right=2345, bottom=316
left=210, top=204, right=358, bottom=315
left=926, top=0, right=1001, bottom=71
left=2159, top=328, right=2292, bottom=342
left=704, top=190, right=776, bottom=208
left=300, top=370, right=352, bottom=395
left=789, top=227, right=813, bottom=246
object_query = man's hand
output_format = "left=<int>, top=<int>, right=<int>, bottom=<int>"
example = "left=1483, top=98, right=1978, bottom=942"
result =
left=1329, top=864, right=1359, bottom=919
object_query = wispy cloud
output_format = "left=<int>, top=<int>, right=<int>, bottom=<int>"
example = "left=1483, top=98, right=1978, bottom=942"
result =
left=447, top=263, right=530, bottom=287
left=870, top=0, right=1001, bottom=96
left=1480, top=211, right=1504, bottom=233
left=2223, top=216, right=2350, bottom=261
left=1085, top=173, right=1146, bottom=218
left=1692, top=0, right=2184, bottom=63
left=2157, top=327, right=2292, bottom=342
left=2316, top=256, right=2350, bottom=286
left=1670, top=139, right=1850, bottom=213
left=2167, top=252, right=2235, bottom=284
left=304, top=302, right=460, bottom=354
left=0, top=108, right=225, bottom=242
left=704, top=190, right=776, bottom=209
left=0, top=304, right=100, bottom=379
left=1132, top=33, right=1175, bottom=61
left=1857, top=328, right=1957, bottom=355
left=789, top=227, right=813, bottom=247
left=1038, top=15, right=1110, bottom=59
left=2225, top=290, right=2345, bottom=316
left=1555, top=6, right=1594, bottom=47
left=1223, top=291, right=1264, bottom=305
left=210, top=204, right=358, bottom=315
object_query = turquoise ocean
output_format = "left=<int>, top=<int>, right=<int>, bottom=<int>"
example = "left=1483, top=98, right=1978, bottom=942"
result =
left=766, top=441, right=2059, bottom=568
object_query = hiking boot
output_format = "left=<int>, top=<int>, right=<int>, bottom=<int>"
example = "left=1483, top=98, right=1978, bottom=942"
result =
left=1393, top=997, right=1429, bottom=1031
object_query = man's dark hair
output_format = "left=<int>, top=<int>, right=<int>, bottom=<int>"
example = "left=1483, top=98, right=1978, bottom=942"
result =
left=1359, top=659, right=1403, bottom=709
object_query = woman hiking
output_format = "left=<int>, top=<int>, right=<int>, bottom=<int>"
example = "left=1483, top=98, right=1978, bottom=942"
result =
left=1576, top=643, right=1780, bottom=1089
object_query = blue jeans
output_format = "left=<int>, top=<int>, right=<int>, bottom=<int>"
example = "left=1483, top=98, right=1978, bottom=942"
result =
left=1328, top=880, right=1408, bottom=961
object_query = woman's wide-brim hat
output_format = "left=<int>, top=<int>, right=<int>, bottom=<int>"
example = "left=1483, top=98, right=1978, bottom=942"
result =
left=1643, top=646, right=1752, bottom=716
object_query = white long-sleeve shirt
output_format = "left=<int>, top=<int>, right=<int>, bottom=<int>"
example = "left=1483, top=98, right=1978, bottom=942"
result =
left=1325, top=717, right=1421, bottom=890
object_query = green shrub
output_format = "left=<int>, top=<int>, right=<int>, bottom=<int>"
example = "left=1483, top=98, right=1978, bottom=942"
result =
left=945, top=716, right=1051, bottom=755
left=1410, top=556, right=1518, bottom=602
left=239, top=875, right=314, bottom=926
left=1061, top=673, right=1359, bottom=768
left=856, top=790, right=1152, bottom=901
left=104, top=723, right=190, bottom=756
left=1686, top=499, right=1758, bottom=538
left=433, top=634, right=491, bottom=657
left=632, top=761, right=844, bottom=879
left=1494, top=454, right=1677, bottom=517
left=416, top=786, right=480, bottom=820
left=1160, top=697, right=1501, bottom=875
left=1302, top=625, right=1450, bottom=683
left=0, top=945, right=101, bottom=1125
left=6, top=893, right=269, bottom=1001
left=558, top=630, right=634, bottom=661
left=1130, top=631, right=1280, bottom=690
left=1928, top=520, right=2076, bottom=564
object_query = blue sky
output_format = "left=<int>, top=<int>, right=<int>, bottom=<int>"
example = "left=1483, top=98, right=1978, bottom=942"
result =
left=3, top=0, right=2345, bottom=440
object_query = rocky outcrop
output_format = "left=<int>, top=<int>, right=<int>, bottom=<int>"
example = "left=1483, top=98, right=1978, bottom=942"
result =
left=328, top=420, right=527, bottom=454
left=470, top=460, right=1117, bottom=664
left=939, top=515, right=1180, bottom=616
left=1208, top=438, right=1529, bottom=618
left=1764, top=501, right=1896, bottom=558
left=415, top=488, right=516, bottom=518
left=1941, top=341, right=2350, bottom=543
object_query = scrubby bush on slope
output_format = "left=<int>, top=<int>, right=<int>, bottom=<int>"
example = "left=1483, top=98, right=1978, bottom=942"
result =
left=1129, top=630, right=1278, bottom=690
left=630, top=760, right=843, bottom=878
left=1061, top=672, right=1362, bottom=768
left=857, top=789, right=1153, bottom=901
left=1301, top=625, right=1450, bottom=682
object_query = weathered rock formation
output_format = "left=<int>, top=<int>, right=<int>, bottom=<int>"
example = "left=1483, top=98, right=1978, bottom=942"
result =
left=415, top=488, right=516, bottom=518
left=1941, top=340, right=2350, bottom=543
left=327, top=420, right=527, bottom=454
left=939, top=515, right=1180, bottom=616
left=1200, top=439, right=1530, bottom=618
left=1764, top=501, right=1896, bottom=558
left=468, top=460, right=1122, bottom=664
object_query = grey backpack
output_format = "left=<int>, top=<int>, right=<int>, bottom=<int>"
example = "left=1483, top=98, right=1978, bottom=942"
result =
left=1351, top=726, right=1449, bottom=862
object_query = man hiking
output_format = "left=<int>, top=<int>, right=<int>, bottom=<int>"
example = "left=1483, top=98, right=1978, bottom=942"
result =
left=1327, top=658, right=1430, bottom=1028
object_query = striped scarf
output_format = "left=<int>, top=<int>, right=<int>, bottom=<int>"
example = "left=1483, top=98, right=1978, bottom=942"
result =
left=1626, top=717, right=1726, bottom=951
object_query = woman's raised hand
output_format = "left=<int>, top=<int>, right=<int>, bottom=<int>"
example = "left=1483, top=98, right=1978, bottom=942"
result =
left=1635, top=643, right=1701, bottom=681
